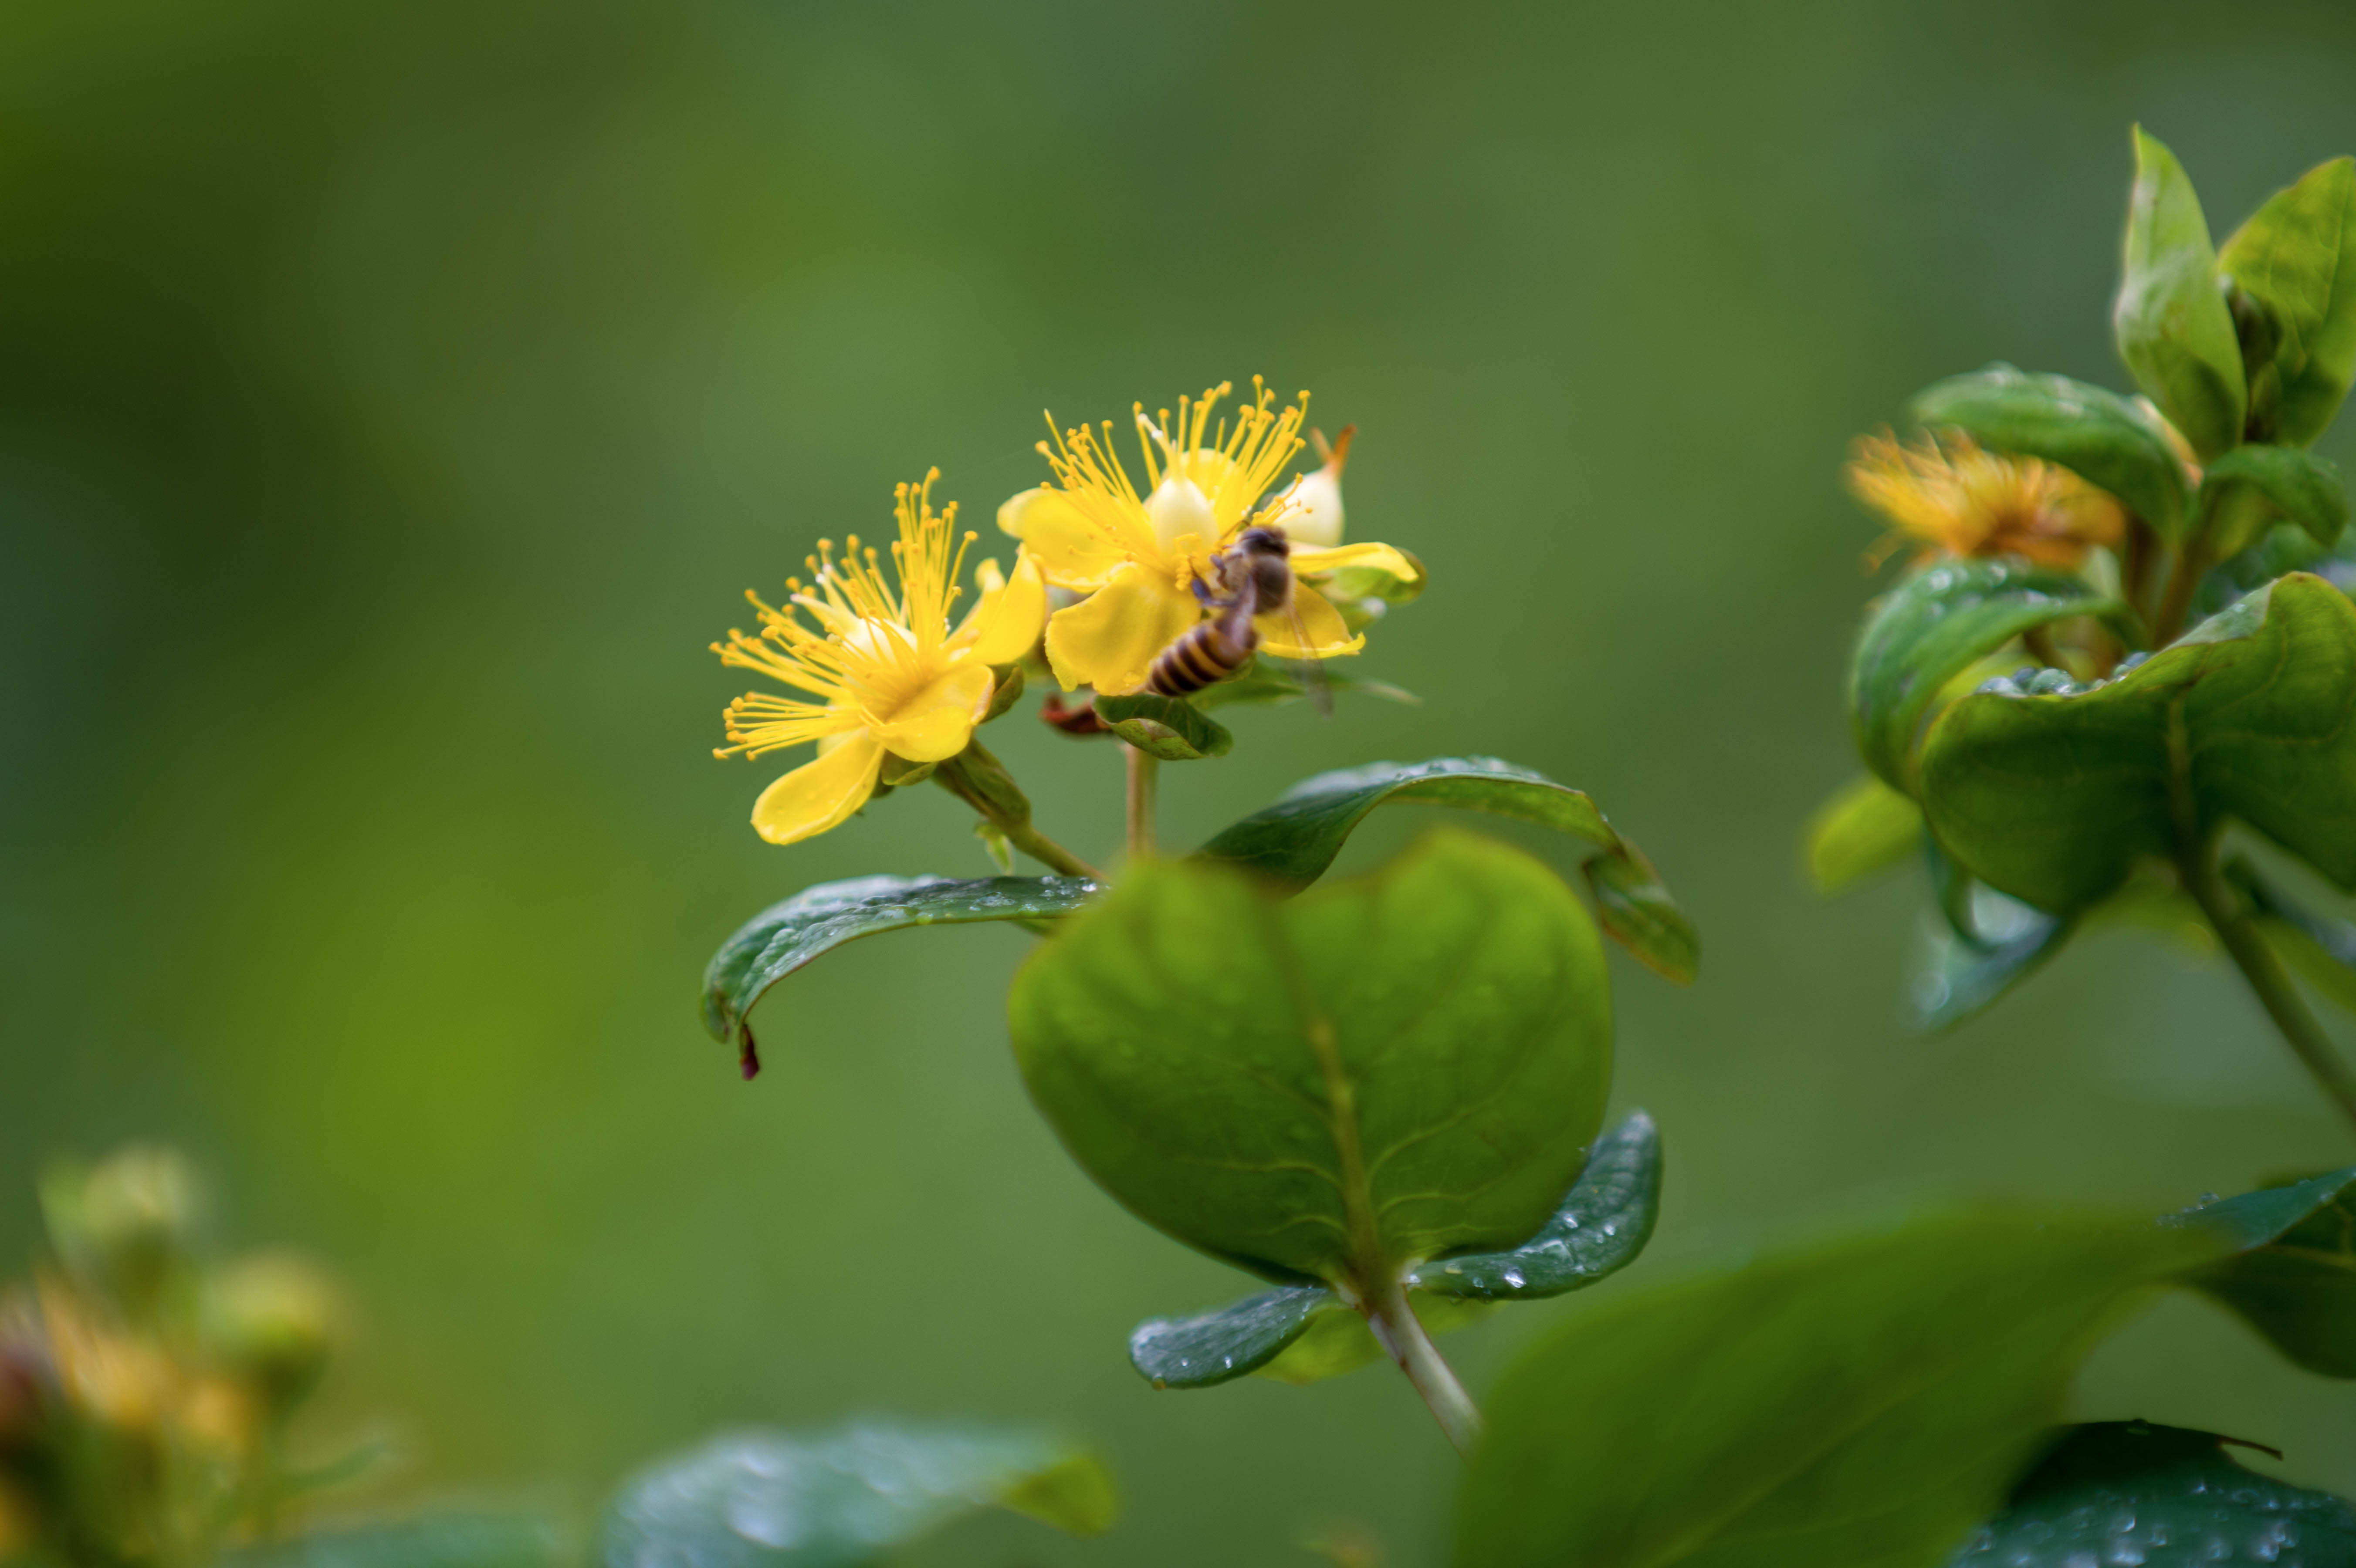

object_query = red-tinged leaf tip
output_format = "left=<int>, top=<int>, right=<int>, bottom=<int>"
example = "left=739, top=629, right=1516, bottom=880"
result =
left=739, top=1033, right=761, bottom=1081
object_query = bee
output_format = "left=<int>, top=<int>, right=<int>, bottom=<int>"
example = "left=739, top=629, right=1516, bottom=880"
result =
left=1145, top=524, right=1331, bottom=713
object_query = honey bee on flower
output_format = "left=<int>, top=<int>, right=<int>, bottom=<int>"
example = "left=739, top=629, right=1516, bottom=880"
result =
left=997, top=380, right=1419, bottom=695
left=712, top=471, right=1046, bottom=847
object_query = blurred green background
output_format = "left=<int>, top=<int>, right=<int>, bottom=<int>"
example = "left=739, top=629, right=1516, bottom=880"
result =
left=7, top=0, right=2356, bottom=1560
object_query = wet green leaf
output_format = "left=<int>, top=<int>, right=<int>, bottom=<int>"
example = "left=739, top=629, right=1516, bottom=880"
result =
left=1457, top=1173, right=2353, bottom=1568
left=2221, top=155, right=2356, bottom=448
left=2181, top=1169, right=2356, bottom=1379
left=2197, top=444, right=2348, bottom=557
left=1192, top=757, right=1696, bottom=980
left=1012, top=829, right=1612, bottom=1289
left=1910, top=365, right=2191, bottom=537
left=1919, top=573, right=2356, bottom=913
left=1092, top=693, right=1233, bottom=760
left=702, top=875, right=1098, bottom=1063
left=1805, top=773, right=1923, bottom=894
left=599, top=1423, right=1114, bottom=1567
left=228, top=1517, right=563, bottom=1568
left=1906, top=900, right=2075, bottom=1032
left=1129, top=1112, right=1661, bottom=1389
left=1849, top=558, right=2134, bottom=792
left=2115, top=127, right=2247, bottom=459
left=1955, top=1421, right=2356, bottom=1567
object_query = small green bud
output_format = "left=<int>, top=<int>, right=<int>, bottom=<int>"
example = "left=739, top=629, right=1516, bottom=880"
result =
left=41, top=1148, right=200, bottom=1312
left=201, top=1254, right=337, bottom=1416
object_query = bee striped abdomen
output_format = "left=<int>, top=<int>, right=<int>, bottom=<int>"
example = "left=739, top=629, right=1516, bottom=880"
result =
left=1145, top=617, right=1256, bottom=697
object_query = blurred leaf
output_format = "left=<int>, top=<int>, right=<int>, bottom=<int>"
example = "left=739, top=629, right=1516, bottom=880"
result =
left=228, top=1516, right=563, bottom=1568
left=1091, top=693, right=1233, bottom=760
left=599, top=1423, right=1114, bottom=1568
left=1849, top=558, right=2134, bottom=792
left=1582, top=838, right=1698, bottom=985
left=1189, top=657, right=1419, bottom=710
left=2197, top=444, right=2349, bottom=558
left=1906, top=897, right=2075, bottom=1032
left=2181, top=1169, right=2356, bottom=1379
left=980, top=662, right=1027, bottom=722
left=1919, top=574, right=2356, bottom=912
left=1192, top=757, right=1695, bottom=978
left=1456, top=1173, right=2354, bottom=1568
left=1910, top=365, right=2191, bottom=538
left=1955, top=1421, right=2356, bottom=1567
left=2229, top=855, right=2356, bottom=1013
left=1131, top=1113, right=1661, bottom=1389
left=2220, top=155, right=2356, bottom=448
left=701, top=875, right=1097, bottom=1060
left=2198, top=519, right=2337, bottom=618
left=2114, top=127, right=2246, bottom=459
left=1805, top=773, right=1922, bottom=894
left=1318, top=547, right=1427, bottom=607
left=1012, top=829, right=1611, bottom=1288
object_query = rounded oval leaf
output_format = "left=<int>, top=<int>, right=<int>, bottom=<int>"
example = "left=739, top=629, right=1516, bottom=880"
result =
left=1091, top=693, right=1233, bottom=760
left=2198, top=443, right=2349, bottom=555
left=1804, top=773, right=1923, bottom=895
left=1909, top=366, right=2190, bottom=538
left=1850, top=558, right=2135, bottom=791
left=1919, top=573, right=2356, bottom=912
left=1011, top=828, right=1612, bottom=1287
left=2220, top=155, right=2356, bottom=448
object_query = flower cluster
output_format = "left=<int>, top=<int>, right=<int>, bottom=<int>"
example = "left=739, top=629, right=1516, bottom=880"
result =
left=1845, top=429, right=2127, bottom=569
left=712, top=380, right=1422, bottom=855
left=0, top=1149, right=339, bottom=1567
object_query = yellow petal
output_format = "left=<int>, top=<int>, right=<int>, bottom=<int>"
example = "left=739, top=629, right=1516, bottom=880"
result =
left=870, top=662, right=994, bottom=761
left=1256, top=585, right=1364, bottom=659
left=751, top=731, right=884, bottom=845
left=1001, top=487, right=1134, bottom=591
left=1044, top=561, right=1203, bottom=694
left=1288, top=541, right=1420, bottom=583
left=953, top=552, right=1047, bottom=665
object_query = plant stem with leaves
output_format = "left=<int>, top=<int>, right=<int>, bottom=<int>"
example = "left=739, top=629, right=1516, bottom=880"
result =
left=1361, top=1277, right=1485, bottom=1456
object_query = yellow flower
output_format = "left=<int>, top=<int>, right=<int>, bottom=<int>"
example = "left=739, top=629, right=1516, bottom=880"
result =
left=1847, top=430, right=2125, bottom=569
left=998, top=381, right=1420, bottom=694
left=713, top=471, right=1045, bottom=846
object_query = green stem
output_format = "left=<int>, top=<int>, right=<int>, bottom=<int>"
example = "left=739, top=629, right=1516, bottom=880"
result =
left=2166, top=707, right=2356, bottom=1133
left=1361, top=1276, right=1485, bottom=1457
left=933, top=750, right=1104, bottom=881
left=1125, top=746, right=1158, bottom=860
left=2151, top=536, right=2209, bottom=648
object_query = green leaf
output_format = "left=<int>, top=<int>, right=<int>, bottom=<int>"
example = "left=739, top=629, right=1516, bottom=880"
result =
left=1805, top=773, right=1923, bottom=894
left=1919, top=573, right=2356, bottom=912
left=2229, top=855, right=2356, bottom=1012
left=2198, top=444, right=2349, bottom=558
left=2180, top=1169, right=2356, bottom=1379
left=1091, top=693, right=1233, bottom=760
left=702, top=875, right=1098, bottom=1064
left=1012, top=829, right=1612, bottom=1288
left=1456, top=1174, right=2353, bottom=1568
left=1188, top=656, right=1419, bottom=710
left=1849, top=558, right=2135, bottom=792
left=1906, top=899, right=2075, bottom=1032
left=2220, top=155, right=2356, bottom=448
left=2114, top=127, right=2247, bottom=460
left=227, top=1517, right=563, bottom=1568
left=1192, top=757, right=1696, bottom=980
left=1129, top=1112, right=1662, bottom=1389
left=1910, top=365, right=2191, bottom=538
left=1957, top=1421, right=2356, bottom=1566
left=599, top=1423, right=1116, bottom=1567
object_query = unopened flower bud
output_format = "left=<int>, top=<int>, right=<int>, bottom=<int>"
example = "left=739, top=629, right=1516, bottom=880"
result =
left=201, top=1254, right=337, bottom=1415
left=1282, top=425, right=1354, bottom=548
left=41, top=1148, right=200, bottom=1311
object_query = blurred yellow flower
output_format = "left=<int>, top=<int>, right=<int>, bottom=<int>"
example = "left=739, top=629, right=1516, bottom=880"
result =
left=714, top=472, right=1044, bottom=846
left=999, top=381, right=1418, bottom=694
left=1847, top=430, right=2124, bottom=569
